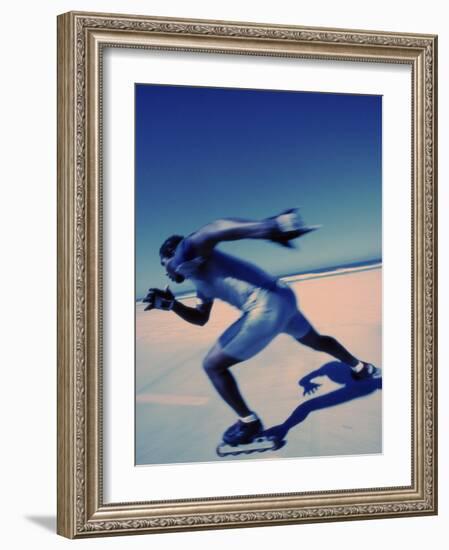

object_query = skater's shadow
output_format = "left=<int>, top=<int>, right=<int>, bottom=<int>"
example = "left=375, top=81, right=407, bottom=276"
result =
left=265, top=361, right=382, bottom=442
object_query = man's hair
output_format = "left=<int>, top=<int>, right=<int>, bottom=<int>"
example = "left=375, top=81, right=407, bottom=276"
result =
left=159, top=234, right=184, bottom=259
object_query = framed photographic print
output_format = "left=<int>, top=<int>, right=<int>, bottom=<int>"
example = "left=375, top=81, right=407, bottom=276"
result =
left=57, top=11, right=438, bottom=538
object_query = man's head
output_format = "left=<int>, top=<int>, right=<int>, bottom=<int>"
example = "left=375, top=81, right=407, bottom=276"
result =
left=159, top=234, right=185, bottom=283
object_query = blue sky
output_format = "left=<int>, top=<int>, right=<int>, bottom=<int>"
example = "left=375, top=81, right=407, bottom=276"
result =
left=135, top=84, right=381, bottom=298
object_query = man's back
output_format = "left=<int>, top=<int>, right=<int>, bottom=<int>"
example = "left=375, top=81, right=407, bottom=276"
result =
left=174, top=240, right=278, bottom=309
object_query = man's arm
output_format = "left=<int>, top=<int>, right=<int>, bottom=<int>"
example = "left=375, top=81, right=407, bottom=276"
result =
left=143, top=286, right=213, bottom=326
left=187, top=209, right=317, bottom=256
left=172, top=299, right=213, bottom=327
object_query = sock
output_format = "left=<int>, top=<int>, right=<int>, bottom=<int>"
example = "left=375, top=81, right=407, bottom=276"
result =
left=240, top=413, right=258, bottom=423
left=351, top=361, right=365, bottom=373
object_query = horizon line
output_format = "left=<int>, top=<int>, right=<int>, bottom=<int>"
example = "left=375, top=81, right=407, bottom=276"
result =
left=136, top=258, right=382, bottom=302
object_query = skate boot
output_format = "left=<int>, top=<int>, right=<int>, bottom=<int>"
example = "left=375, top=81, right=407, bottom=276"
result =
left=217, top=418, right=284, bottom=457
left=222, top=418, right=264, bottom=446
left=351, top=362, right=382, bottom=381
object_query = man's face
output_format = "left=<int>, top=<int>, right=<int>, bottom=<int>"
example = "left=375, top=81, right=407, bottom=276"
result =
left=160, top=255, right=170, bottom=269
left=160, top=254, right=185, bottom=284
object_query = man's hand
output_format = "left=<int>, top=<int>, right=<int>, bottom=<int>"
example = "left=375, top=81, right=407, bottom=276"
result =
left=268, top=208, right=319, bottom=248
left=143, top=285, right=175, bottom=311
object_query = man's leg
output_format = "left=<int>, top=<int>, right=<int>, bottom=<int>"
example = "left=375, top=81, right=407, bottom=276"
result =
left=204, top=302, right=283, bottom=416
left=203, top=345, right=267, bottom=445
left=202, top=344, right=252, bottom=418
left=203, top=304, right=285, bottom=444
left=285, top=309, right=360, bottom=366
left=291, top=321, right=381, bottom=379
left=297, top=326, right=359, bottom=367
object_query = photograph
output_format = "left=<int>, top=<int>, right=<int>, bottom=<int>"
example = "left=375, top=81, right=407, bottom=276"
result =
left=135, top=83, right=383, bottom=466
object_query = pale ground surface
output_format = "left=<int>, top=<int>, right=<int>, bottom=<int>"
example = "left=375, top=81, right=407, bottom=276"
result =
left=136, top=268, right=382, bottom=465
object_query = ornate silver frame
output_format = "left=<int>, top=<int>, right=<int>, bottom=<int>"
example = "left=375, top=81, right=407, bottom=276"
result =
left=57, top=11, right=438, bottom=538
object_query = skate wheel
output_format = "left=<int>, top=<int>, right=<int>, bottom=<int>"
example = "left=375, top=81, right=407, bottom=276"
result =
left=216, top=444, right=226, bottom=457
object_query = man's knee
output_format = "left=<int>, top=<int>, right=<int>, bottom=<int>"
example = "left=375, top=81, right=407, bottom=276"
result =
left=203, top=348, right=238, bottom=375
left=203, top=354, right=221, bottom=375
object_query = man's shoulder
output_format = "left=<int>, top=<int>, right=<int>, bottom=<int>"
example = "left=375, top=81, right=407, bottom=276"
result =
left=170, top=236, right=199, bottom=266
left=172, top=238, right=208, bottom=277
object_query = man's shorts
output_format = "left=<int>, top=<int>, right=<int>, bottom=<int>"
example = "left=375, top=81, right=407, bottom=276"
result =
left=217, top=281, right=311, bottom=361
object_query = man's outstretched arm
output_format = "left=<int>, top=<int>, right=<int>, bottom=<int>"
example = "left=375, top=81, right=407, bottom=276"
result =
left=187, top=209, right=317, bottom=255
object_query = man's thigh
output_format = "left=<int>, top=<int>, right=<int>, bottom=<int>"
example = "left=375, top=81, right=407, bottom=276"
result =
left=217, top=308, right=283, bottom=361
